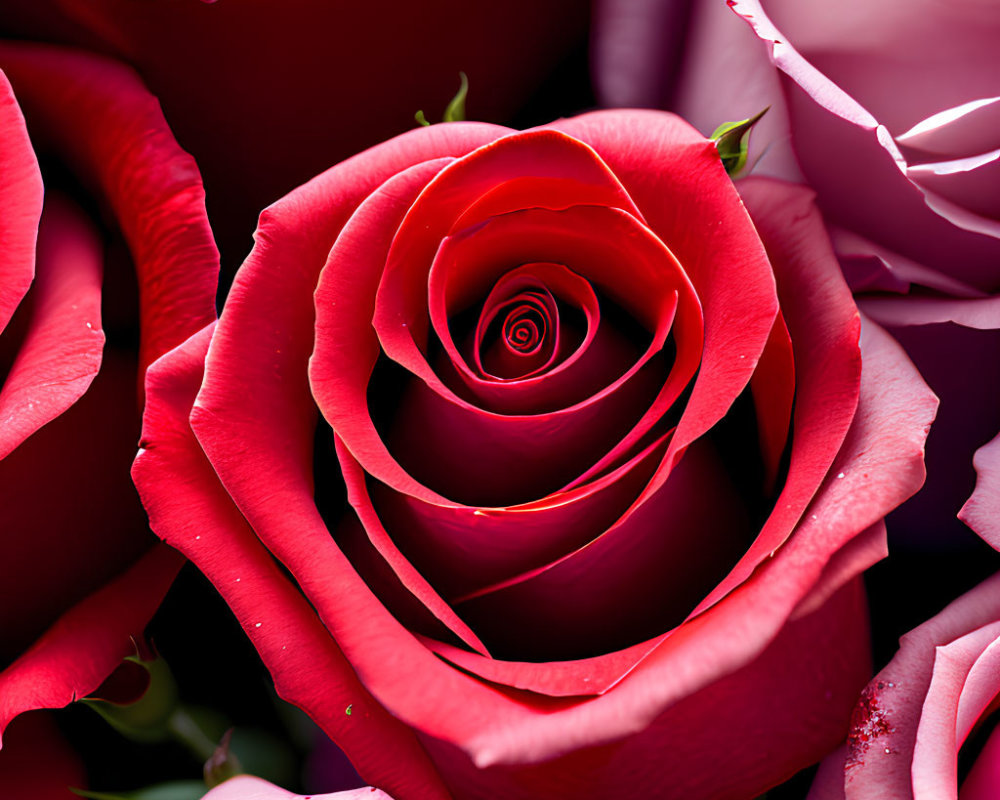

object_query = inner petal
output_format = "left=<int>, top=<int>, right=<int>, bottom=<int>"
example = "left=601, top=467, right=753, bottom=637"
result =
left=502, top=302, right=545, bottom=355
left=480, top=293, right=552, bottom=379
left=431, top=257, right=600, bottom=414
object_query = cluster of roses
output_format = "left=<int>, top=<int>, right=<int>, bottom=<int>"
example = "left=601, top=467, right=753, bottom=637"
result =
left=2, top=1, right=999, bottom=799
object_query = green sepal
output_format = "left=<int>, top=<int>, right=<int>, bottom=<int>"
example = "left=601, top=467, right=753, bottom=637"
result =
left=203, top=729, right=242, bottom=788
left=70, top=781, right=206, bottom=800
left=80, top=655, right=179, bottom=744
left=414, top=71, right=468, bottom=127
left=711, top=107, right=769, bottom=176
left=442, top=71, right=469, bottom=122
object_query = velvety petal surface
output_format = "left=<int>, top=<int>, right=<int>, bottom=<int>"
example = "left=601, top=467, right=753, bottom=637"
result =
left=961, top=432, right=1000, bottom=551
left=548, top=110, right=779, bottom=503
left=0, top=41, right=218, bottom=372
left=133, top=325, right=452, bottom=800
left=0, top=195, right=103, bottom=459
left=0, top=67, right=42, bottom=333
left=808, top=572, right=1000, bottom=800
left=0, top=544, right=182, bottom=745
left=203, top=775, right=391, bottom=800
left=728, top=0, right=1000, bottom=289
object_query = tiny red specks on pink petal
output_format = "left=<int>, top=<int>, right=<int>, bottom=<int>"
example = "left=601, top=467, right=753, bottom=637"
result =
left=846, top=681, right=897, bottom=768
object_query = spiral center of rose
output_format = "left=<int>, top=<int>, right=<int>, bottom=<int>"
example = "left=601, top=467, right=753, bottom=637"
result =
left=502, top=301, right=546, bottom=355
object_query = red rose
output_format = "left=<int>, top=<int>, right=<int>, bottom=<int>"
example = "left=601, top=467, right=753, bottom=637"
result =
left=135, top=111, right=935, bottom=799
left=0, top=42, right=217, bottom=779
left=808, top=572, right=1000, bottom=800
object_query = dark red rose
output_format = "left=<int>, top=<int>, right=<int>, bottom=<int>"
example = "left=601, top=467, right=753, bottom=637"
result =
left=0, top=41, right=217, bottom=781
left=135, top=111, right=936, bottom=799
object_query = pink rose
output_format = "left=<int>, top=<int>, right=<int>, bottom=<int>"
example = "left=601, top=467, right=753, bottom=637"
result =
left=0, top=42, right=217, bottom=783
left=594, top=0, right=1000, bottom=550
left=808, top=571, right=1000, bottom=800
left=203, top=775, right=392, bottom=800
left=135, top=110, right=936, bottom=798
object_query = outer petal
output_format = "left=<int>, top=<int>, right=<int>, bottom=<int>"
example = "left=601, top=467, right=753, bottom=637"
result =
left=0, top=41, right=220, bottom=747
left=960, top=433, right=1000, bottom=550
left=0, top=544, right=182, bottom=746
left=133, top=326, right=452, bottom=800
left=728, top=0, right=1000, bottom=289
left=691, top=177, right=861, bottom=613
left=0, top=42, right=218, bottom=372
left=202, top=775, right=392, bottom=800
left=911, top=623, right=1000, bottom=799
left=0, top=195, right=104, bottom=459
left=0, top=67, right=42, bottom=333
left=420, top=579, right=871, bottom=800
left=762, top=0, right=1000, bottom=135
left=810, top=572, right=1000, bottom=799
left=548, top=110, right=779, bottom=506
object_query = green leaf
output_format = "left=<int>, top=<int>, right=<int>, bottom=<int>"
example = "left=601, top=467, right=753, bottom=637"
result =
left=71, top=781, right=206, bottom=800
left=414, top=109, right=430, bottom=127
left=711, top=107, right=769, bottom=177
left=442, top=71, right=469, bottom=122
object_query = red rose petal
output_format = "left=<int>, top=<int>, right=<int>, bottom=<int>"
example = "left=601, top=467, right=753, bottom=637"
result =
left=335, top=436, right=492, bottom=656
left=0, top=42, right=218, bottom=373
left=419, top=579, right=871, bottom=799
left=690, top=177, right=864, bottom=616
left=547, top=111, right=779, bottom=514
left=374, top=129, right=643, bottom=366
left=0, top=543, right=182, bottom=745
left=438, top=262, right=597, bottom=404
left=426, top=208, right=693, bottom=417
left=750, top=310, right=795, bottom=495
left=204, top=123, right=505, bottom=546
left=0, top=195, right=104, bottom=459
left=381, top=205, right=692, bottom=504
left=424, top=312, right=934, bottom=767
left=134, top=325, right=453, bottom=800
left=451, top=436, right=751, bottom=662
left=0, top=68, right=42, bottom=335
left=367, top=428, right=672, bottom=605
